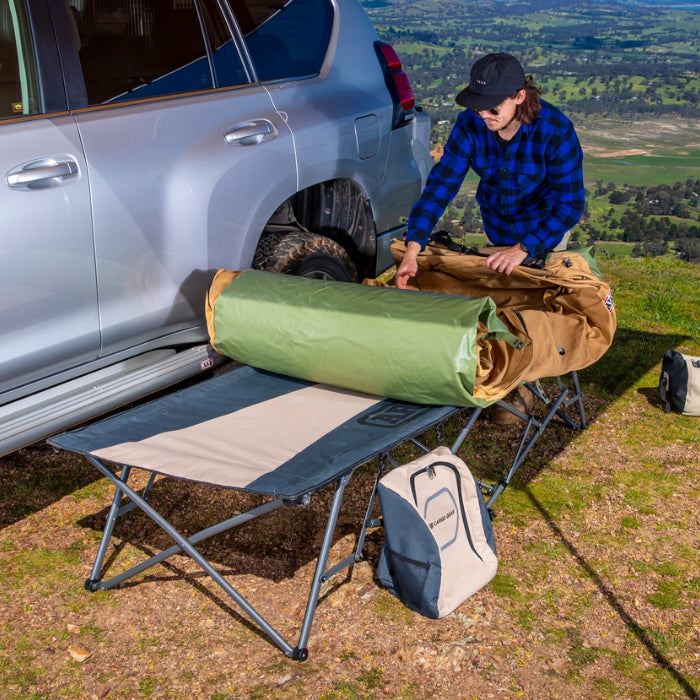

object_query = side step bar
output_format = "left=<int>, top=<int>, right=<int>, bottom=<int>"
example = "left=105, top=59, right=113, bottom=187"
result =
left=0, top=344, right=222, bottom=457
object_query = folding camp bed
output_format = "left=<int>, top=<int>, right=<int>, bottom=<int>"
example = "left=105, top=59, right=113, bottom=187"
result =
left=49, top=361, right=587, bottom=659
left=50, top=242, right=610, bottom=659
left=49, top=364, right=464, bottom=660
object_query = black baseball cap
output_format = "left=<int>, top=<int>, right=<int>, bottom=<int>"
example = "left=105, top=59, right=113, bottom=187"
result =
left=456, top=53, right=525, bottom=111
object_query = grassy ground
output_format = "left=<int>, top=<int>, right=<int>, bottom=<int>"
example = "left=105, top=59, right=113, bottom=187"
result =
left=0, top=256, right=698, bottom=699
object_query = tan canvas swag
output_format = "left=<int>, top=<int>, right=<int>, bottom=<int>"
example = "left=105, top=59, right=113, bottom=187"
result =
left=205, top=243, right=615, bottom=405
left=374, top=240, right=617, bottom=402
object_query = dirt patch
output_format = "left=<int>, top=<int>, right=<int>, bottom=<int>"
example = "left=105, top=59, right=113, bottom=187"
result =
left=581, top=147, right=652, bottom=158
left=1, top=382, right=698, bottom=699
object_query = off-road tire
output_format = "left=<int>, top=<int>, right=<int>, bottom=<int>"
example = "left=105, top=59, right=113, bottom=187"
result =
left=253, top=231, right=358, bottom=282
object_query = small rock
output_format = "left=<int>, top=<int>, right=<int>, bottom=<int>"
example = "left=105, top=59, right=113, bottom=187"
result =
left=68, top=646, right=92, bottom=663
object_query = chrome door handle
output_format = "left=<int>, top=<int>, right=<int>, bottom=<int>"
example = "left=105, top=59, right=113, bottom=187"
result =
left=224, top=119, right=277, bottom=146
left=6, top=157, right=79, bottom=190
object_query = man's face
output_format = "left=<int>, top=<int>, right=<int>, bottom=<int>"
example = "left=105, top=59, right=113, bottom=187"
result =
left=473, top=90, right=526, bottom=131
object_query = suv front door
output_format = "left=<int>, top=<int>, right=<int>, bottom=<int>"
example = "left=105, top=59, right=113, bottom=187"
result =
left=0, top=0, right=97, bottom=395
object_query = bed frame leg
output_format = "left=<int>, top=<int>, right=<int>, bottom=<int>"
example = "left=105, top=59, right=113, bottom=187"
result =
left=450, top=406, right=483, bottom=453
left=295, top=473, right=352, bottom=656
left=85, top=463, right=132, bottom=589
left=352, top=456, right=388, bottom=562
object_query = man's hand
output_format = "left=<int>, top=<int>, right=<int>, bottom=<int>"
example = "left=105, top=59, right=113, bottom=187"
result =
left=485, top=243, right=529, bottom=276
left=395, top=241, right=422, bottom=289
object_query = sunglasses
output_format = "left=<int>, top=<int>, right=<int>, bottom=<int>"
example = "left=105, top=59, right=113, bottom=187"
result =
left=472, top=102, right=504, bottom=116
left=472, top=96, right=513, bottom=116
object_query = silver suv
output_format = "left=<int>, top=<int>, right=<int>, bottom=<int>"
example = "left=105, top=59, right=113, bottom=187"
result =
left=0, top=0, right=432, bottom=455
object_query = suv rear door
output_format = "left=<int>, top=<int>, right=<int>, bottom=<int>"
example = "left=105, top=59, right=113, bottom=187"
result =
left=56, top=0, right=297, bottom=357
left=0, top=0, right=98, bottom=395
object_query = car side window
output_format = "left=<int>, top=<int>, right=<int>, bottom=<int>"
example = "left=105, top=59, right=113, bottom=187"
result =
left=198, top=0, right=250, bottom=88
left=0, top=0, right=41, bottom=118
left=68, top=0, right=249, bottom=106
left=231, top=0, right=333, bottom=82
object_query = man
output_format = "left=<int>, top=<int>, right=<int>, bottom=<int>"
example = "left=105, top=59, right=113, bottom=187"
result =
left=395, top=53, right=585, bottom=287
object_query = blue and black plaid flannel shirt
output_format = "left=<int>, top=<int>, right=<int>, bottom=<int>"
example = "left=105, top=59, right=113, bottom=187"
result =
left=406, top=100, right=585, bottom=257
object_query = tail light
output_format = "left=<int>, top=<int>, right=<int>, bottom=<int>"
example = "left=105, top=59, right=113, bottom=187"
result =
left=375, top=41, right=415, bottom=128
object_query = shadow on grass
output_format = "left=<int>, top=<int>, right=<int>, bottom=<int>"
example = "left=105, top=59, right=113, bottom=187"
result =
left=469, top=327, right=690, bottom=490
left=578, top=327, right=690, bottom=396
left=76, top=470, right=380, bottom=583
left=527, top=488, right=700, bottom=699
left=0, top=441, right=99, bottom=530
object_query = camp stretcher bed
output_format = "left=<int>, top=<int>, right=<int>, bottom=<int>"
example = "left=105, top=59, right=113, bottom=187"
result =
left=48, top=244, right=613, bottom=659
left=49, top=365, right=462, bottom=660
left=48, top=362, right=586, bottom=660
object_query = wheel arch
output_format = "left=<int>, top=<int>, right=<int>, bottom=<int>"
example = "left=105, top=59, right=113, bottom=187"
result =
left=256, top=178, right=377, bottom=280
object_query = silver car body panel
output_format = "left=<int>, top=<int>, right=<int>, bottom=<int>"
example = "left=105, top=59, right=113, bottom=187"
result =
left=0, top=0, right=432, bottom=455
left=0, top=115, right=98, bottom=391
left=73, top=84, right=296, bottom=357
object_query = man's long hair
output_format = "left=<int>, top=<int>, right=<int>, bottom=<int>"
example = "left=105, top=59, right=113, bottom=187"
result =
left=513, top=76, right=542, bottom=125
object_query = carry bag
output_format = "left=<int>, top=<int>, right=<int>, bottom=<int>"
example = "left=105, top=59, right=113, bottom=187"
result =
left=376, top=446, right=498, bottom=619
left=659, top=349, right=700, bottom=416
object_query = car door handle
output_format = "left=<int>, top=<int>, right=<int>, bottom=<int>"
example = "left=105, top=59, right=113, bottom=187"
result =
left=224, top=119, right=277, bottom=146
left=6, top=157, right=80, bottom=190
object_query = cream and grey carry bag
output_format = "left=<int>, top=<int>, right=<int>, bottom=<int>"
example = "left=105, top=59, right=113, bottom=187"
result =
left=376, top=446, right=498, bottom=618
left=659, top=349, right=700, bottom=417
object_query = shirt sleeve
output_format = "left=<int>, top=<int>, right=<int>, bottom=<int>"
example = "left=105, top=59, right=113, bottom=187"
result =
left=510, top=123, right=585, bottom=256
left=406, top=117, right=472, bottom=249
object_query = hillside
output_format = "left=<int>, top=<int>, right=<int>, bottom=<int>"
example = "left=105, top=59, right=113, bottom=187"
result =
left=363, top=0, right=700, bottom=259
left=363, top=0, right=699, bottom=123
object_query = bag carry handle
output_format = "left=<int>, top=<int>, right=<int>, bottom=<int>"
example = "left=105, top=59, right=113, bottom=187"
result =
left=409, top=460, right=484, bottom=561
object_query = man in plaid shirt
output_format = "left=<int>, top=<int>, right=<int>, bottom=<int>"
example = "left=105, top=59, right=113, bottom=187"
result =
left=396, top=53, right=585, bottom=286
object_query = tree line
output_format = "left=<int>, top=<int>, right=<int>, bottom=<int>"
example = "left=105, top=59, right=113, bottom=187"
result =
left=585, top=181, right=700, bottom=261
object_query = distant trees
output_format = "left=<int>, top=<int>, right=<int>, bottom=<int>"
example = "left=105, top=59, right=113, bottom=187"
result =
left=676, top=237, right=700, bottom=262
left=608, top=190, right=632, bottom=205
left=366, top=1, right=699, bottom=121
left=632, top=239, right=668, bottom=257
left=593, top=181, right=700, bottom=260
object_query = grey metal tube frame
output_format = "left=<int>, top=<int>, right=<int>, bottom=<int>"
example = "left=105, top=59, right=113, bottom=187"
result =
left=449, top=371, right=587, bottom=511
left=79, top=371, right=586, bottom=660
left=83, top=455, right=378, bottom=661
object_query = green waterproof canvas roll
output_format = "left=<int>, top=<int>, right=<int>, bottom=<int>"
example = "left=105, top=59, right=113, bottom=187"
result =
left=206, top=269, right=523, bottom=407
